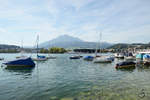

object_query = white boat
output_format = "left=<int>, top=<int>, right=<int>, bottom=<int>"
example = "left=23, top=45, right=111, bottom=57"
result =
left=93, top=32, right=113, bottom=63
left=114, top=53, right=124, bottom=59
left=125, top=56, right=135, bottom=61
left=32, top=35, right=48, bottom=61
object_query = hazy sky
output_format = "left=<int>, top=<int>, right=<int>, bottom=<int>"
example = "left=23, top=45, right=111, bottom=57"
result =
left=0, top=0, right=150, bottom=46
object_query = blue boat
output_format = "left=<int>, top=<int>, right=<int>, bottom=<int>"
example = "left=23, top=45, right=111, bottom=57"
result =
left=83, top=56, right=94, bottom=61
left=3, top=57, right=35, bottom=67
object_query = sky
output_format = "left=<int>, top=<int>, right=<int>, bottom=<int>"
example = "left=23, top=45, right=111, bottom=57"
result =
left=0, top=0, right=150, bottom=46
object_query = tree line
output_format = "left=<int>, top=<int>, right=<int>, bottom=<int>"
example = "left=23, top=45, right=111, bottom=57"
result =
left=40, top=47, right=67, bottom=53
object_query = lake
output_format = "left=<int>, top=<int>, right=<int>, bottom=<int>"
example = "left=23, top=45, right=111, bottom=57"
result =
left=0, top=53, right=150, bottom=100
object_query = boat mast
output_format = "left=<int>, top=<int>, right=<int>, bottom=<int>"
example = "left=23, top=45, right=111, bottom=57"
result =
left=21, top=39, right=23, bottom=56
left=99, top=32, right=102, bottom=55
left=36, top=35, right=39, bottom=56
left=95, top=32, right=102, bottom=57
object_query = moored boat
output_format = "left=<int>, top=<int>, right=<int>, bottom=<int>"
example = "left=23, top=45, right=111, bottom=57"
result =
left=69, top=56, right=81, bottom=59
left=136, top=53, right=144, bottom=63
left=83, top=56, right=94, bottom=61
left=143, top=54, right=150, bottom=66
left=47, top=56, right=56, bottom=59
left=3, top=57, right=35, bottom=67
left=115, top=61, right=136, bottom=69
left=32, top=35, right=48, bottom=61
left=124, top=52, right=135, bottom=61
left=93, top=56, right=112, bottom=63
left=32, top=55, right=48, bottom=61
left=115, top=53, right=124, bottom=59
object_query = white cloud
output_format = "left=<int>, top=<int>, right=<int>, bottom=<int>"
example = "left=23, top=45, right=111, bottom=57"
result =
left=0, top=0, right=150, bottom=46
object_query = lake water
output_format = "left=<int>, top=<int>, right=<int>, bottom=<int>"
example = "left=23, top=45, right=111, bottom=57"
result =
left=0, top=53, right=150, bottom=100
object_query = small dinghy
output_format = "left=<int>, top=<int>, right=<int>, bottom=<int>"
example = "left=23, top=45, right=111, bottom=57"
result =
left=115, top=61, right=136, bottom=69
left=69, top=56, right=81, bottom=59
left=83, top=56, right=94, bottom=61
left=47, top=56, right=56, bottom=59
left=3, top=57, right=35, bottom=67
left=32, top=55, right=48, bottom=61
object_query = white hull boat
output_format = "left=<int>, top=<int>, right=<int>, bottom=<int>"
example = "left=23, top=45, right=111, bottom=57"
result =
left=93, top=56, right=112, bottom=63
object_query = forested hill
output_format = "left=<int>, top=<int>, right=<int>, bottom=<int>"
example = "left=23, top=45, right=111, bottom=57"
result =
left=0, top=44, right=20, bottom=49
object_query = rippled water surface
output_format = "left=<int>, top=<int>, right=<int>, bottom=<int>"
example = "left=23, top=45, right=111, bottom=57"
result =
left=0, top=53, right=150, bottom=100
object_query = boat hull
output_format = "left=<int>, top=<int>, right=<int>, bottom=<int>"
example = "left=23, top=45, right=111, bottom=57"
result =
left=69, top=56, right=81, bottom=59
left=116, top=64, right=135, bottom=69
left=93, top=58, right=112, bottom=63
left=32, top=58, right=47, bottom=61
left=3, top=57, right=35, bottom=68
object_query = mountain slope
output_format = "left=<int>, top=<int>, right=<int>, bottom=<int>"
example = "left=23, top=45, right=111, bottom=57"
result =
left=39, top=35, right=112, bottom=49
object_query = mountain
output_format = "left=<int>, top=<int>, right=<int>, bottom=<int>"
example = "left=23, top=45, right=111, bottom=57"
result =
left=39, top=35, right=112, bottom=49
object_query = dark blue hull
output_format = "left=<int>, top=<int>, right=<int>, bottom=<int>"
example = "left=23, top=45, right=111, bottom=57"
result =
left=3, top=57, right=35, bottom=67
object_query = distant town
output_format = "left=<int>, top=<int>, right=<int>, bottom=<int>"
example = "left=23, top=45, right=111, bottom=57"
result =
left=0, top=42, right=150, bottom=54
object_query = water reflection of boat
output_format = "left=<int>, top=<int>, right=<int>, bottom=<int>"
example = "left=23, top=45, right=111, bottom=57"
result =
left=5, top=65, right=34, bottom=72
left=115, top=61, right=136, bottom=69
left=3, top=57, right=35, bottom=68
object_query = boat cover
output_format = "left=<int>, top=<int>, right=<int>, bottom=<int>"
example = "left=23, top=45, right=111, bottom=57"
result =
left=143, top=54, right=150, bottom=59
left=37, top=55, right=46, bottom=58
left=116, top=61, right=135, bottom=66
left=3, top=57, right=35, bottom=66
left=84, top=56, right=94, bottom=59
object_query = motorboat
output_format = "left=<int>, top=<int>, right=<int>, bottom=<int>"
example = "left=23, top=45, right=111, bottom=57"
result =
left=115, top=53, right=124, bottom=59
left=136, top=53, right=144, bottom=62
left=124, top=52, right=135, bottom=61
left=115, top=61, right=136, bottom=69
